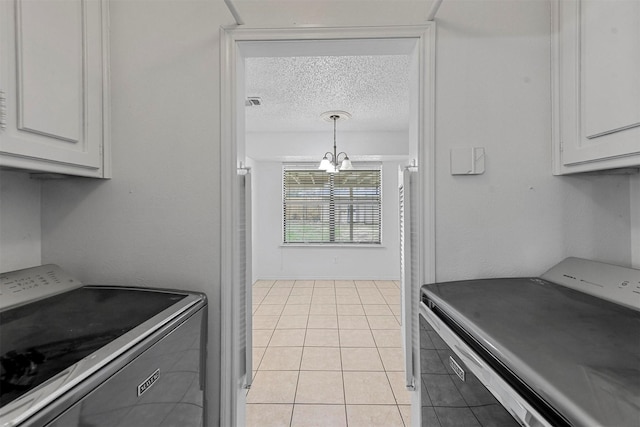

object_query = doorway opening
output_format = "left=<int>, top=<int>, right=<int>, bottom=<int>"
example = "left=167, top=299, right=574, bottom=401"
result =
left=220, top=25, right=436, bottom=427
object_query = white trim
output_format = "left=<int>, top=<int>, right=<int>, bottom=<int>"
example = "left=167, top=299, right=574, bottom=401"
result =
left=223, top=0, right=244, bottom=26
left=100, top=0, right=111, bottom=178
left=550, top=0, right=562, bottom=175
left=412, top=25, right=437, bottom=426
left=282, top=161, right=383, bottom=170
left=280, top=243, right=385, bottom=248
left=220, top=25, right=436, bottom=427
left=426, top=0, right=444, bottom=21
left=632, top=175, right=640, bottom=269
left=421, top=25, right=437, bottom=286
left=220, top=26, right=238, bottom=427
left=231, top=27, right=429, bottom=51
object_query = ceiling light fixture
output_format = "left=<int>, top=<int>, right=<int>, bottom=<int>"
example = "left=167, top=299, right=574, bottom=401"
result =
left=319, top=111, right=353, bottom=173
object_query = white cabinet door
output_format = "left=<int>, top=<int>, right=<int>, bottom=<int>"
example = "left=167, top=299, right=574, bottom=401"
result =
left=553, top=0, right=640, bottom=174
left=0, top=0, right=109, bottom=178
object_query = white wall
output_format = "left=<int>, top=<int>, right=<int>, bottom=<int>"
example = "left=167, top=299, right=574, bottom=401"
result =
left=0, top=171, right=41, bottom=272
left=246, top=130, right=409, bottom=161
left=251, top=160, right=403, bottom=280
left=39, top=1, right=227, bottom=425
left=246, top=129, right=408, bottom=281
left=21, top=1, right=635, bottom=426
left=432, top=0, right=633, bottom=281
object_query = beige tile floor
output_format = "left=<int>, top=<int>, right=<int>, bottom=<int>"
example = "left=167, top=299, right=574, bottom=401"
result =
left=247, top=279, right=411, bottom=427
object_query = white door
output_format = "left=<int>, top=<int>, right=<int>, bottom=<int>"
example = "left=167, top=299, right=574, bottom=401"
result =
left=236, top=167, right=253, bottom=426
left=399, top=166, right=420, bottom=392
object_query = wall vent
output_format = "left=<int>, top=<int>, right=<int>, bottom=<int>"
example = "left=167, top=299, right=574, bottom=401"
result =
left=245, top=97, right=262, bottom=107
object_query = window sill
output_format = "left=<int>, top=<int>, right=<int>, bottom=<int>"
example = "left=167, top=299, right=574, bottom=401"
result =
left=280, top=243, right=384, bottom=248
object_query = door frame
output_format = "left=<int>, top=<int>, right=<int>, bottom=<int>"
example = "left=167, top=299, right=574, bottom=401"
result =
left=220, top=24, right=436, bottom=427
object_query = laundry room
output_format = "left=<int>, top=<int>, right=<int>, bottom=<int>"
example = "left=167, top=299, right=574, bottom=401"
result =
left=1, top=0, right=638, bottom=426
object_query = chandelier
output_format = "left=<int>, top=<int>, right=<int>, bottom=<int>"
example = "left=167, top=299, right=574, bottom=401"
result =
left=318, top=111, right=353, bottom=173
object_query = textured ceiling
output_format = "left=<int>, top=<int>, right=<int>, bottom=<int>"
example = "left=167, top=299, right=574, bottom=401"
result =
left=245, top=54, right=411, bottom=133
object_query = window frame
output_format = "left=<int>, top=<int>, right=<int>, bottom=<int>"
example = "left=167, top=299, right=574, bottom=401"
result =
left=282, top=163, right=383, bottom=246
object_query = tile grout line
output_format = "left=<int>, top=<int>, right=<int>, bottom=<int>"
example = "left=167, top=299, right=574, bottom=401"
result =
left=379, top=280, right=407, bottom=426
left=319, top=279, right=350, bottom=426
left=251, top=278, right=406, bottom=427
left=374, top=280, right=406, bottom=426
left=387, top=280, right=408, bottom=427
left=251, top=280, right=275, bottom=374
left=287, top=279, right=305, bottom=427
left=336, top=281, right=349, bottom=426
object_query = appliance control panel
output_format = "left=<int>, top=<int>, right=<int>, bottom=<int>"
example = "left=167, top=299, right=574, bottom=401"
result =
left=541, top=257, right=640, bottom=311
left=0, top=264, right=83, bottom=311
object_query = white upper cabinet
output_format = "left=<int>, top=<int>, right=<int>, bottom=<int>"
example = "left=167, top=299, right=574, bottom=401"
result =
left=0, top=0, right=110, bottom=178
left=553, top=0, right=640, bottom=174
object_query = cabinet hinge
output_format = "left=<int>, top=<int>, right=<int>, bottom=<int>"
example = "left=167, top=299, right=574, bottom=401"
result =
left=0, top=90, right=6, bottom=130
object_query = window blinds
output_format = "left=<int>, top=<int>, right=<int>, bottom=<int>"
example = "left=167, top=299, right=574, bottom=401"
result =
left=283, top=166, right=382, bottom=244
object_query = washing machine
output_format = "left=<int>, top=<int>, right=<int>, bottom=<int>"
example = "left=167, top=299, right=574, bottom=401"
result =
left=0, top=264, right=207, bottom=427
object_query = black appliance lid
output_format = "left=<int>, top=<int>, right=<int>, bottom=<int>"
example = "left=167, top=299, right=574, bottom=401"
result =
left=422, top=277, right=640, bottom=427
left=0, top=286, right=187, bottom=407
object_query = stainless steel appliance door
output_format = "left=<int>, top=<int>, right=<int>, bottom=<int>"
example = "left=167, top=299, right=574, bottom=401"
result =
left=419, top=307, right=537, bottom=427
left=43, top=307, right=206, bottom=427
left=423, top=277, right=640, bottom=426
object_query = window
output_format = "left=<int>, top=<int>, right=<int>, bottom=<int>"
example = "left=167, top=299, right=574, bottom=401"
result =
left=283, top=165, right=382, bottom=244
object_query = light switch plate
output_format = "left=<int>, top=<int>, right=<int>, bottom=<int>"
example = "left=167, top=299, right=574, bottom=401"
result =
left=450, top=147, right=485, bottom=175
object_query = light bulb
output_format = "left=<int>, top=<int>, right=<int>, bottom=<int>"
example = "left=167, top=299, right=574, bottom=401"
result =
left=319, top=157, right=332, bottom=170
left=340, top=157, right=353, bottom=170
